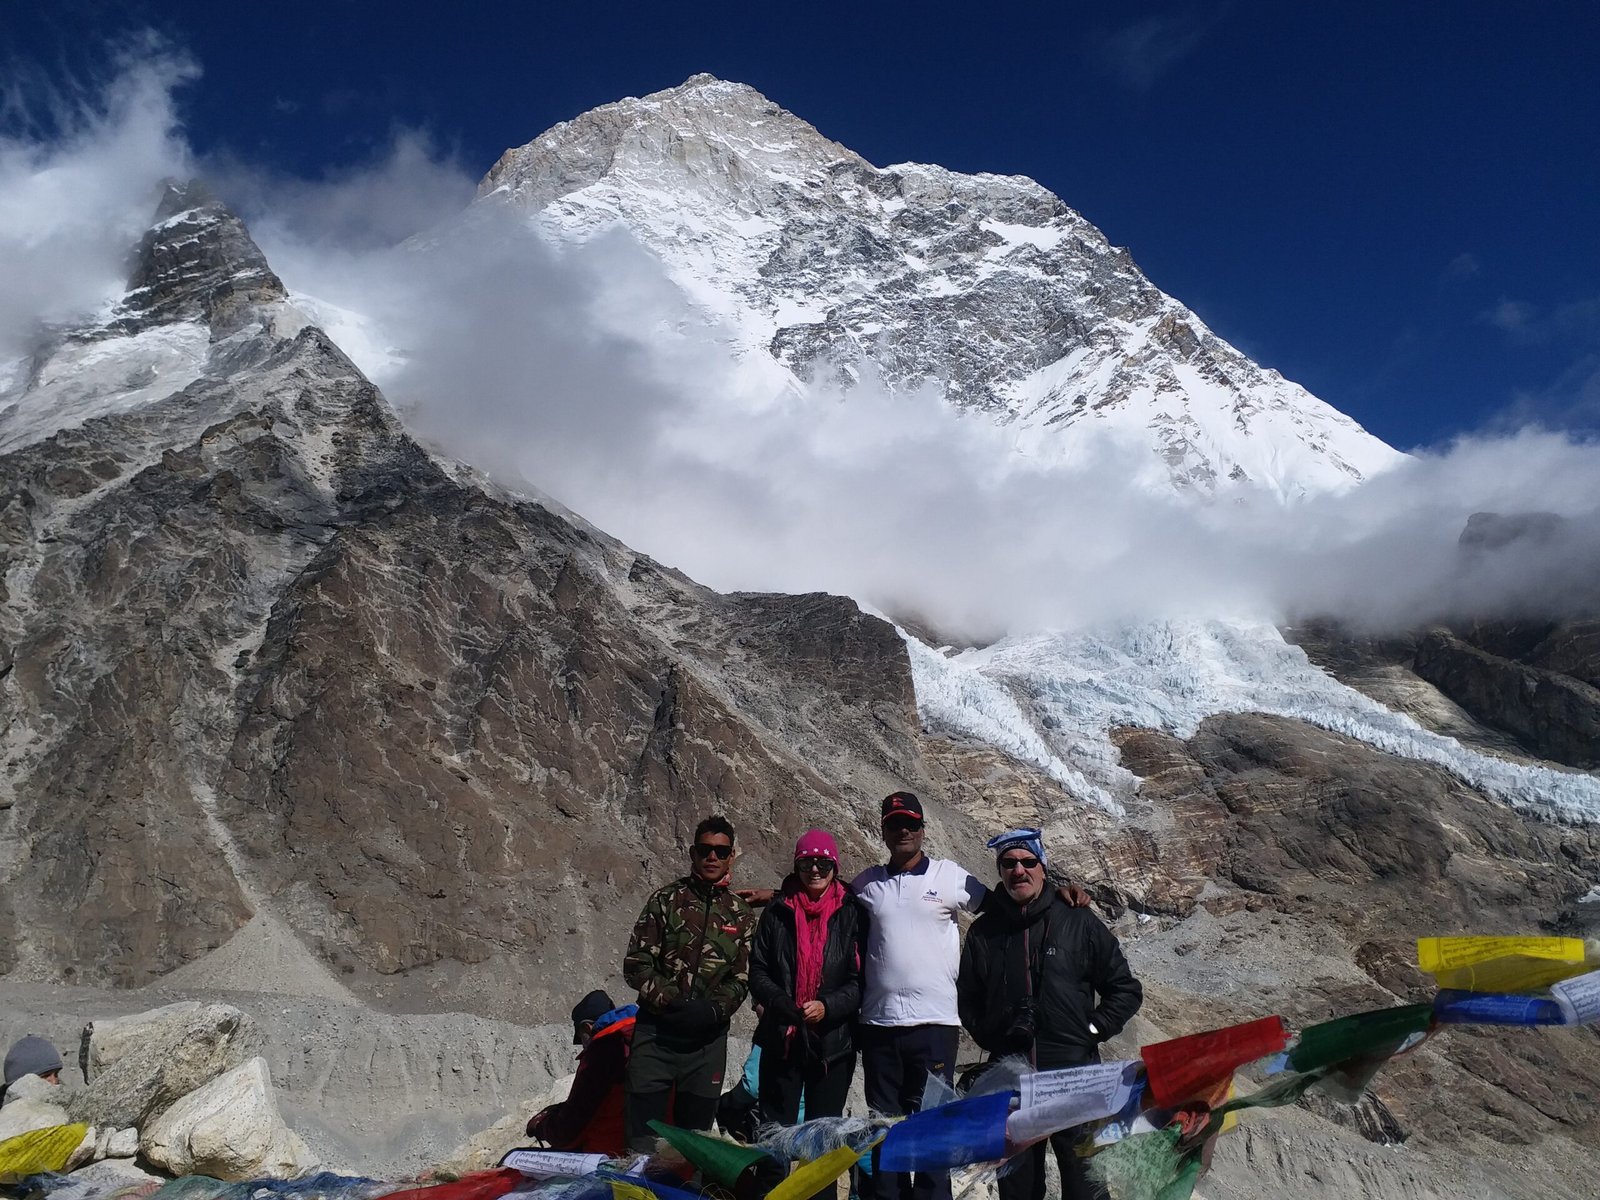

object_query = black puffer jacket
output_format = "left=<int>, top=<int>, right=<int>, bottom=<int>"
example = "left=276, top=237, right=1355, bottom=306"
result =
left=749, top=881, right=867, bottom=1065
left=957, top=886, right=1142, bottom=1070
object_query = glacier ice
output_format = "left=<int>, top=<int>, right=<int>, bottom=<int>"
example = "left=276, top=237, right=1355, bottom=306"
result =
left=906, top=617, right=1600, bottom=824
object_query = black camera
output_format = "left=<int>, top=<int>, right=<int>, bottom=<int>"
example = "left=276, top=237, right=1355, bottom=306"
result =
left=1004, top=997, right=1037, bottom=1048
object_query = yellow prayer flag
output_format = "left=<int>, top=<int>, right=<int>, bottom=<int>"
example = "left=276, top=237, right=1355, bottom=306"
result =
left=765, top=1139, right=882, bottom=1200
left=0, top=1123, right=90, bottom=1184
left=1217, top=1080, right=1240, bottom=1136
left=1417, top=937, right=1587, bottom=992
left=611, top=1182, right=658, bottom=1200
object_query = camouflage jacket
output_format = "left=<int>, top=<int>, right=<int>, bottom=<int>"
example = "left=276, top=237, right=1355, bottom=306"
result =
left=623, top=875, right=757, bottom=1021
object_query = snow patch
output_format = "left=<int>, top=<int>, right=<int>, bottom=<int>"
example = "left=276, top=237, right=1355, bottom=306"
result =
left=981, top=219, right=1064, bottom=252
left=0, top=321, right=210, bottom=453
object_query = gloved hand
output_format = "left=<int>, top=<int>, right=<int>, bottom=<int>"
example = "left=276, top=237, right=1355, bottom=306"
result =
left=768, top=994, right=805, bottom=1026
left=658, top=997, right=722, bottom=1035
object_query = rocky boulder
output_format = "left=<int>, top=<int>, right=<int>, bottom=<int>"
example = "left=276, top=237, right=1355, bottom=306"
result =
left=140, top=1056, right=315, bottom=1181
left=71, top=1002, right=261, bottom=1129
left=0, top=1073, right=72, bottom=1143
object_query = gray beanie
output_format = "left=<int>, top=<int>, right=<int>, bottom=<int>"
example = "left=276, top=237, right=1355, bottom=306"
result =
left=4, top=1035, right=64, bottom=1086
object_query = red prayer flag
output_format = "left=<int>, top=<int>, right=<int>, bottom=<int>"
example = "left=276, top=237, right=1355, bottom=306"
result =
left=1140, top=1015, right=1289, bottom=1108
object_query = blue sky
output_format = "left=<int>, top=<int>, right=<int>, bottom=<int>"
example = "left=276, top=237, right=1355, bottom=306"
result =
left=6, top=0, right=1597, bottom=450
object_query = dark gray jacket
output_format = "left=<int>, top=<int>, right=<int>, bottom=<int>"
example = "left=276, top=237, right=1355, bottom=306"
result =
left=958, top=886, right=1142, bottom=1070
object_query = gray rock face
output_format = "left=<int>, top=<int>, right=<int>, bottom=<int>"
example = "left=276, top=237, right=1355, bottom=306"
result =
left=480, top=75, right=1398, bottom=495
left=0, top=1072, right=72, bottom=1142
left=0, top=186, right=941, bottom=1020
left=1413, top=628, right=1600, bottom=768
left=113, top=180, right=288, bottom=338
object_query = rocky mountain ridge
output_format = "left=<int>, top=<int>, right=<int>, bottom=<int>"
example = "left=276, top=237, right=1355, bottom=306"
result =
left=0, top=181, right=945, bottom=1011
left=1, top=182, right=1597, bottom=1199
left=479, top=74, right=1402, bottom=496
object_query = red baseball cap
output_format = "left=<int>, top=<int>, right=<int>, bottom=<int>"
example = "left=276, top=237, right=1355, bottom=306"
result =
left=881, top=791, right=924, bottom=824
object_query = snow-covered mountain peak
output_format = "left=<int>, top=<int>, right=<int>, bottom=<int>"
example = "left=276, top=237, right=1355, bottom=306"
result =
left=480, top=73, right=867, bottom=213
left=479, top=76, right=1402, bottom=497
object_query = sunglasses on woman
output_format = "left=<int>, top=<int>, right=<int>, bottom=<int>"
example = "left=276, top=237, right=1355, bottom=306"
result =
left=795, top=856, right=836, bottom=875
left=691, top=843, right=733, bottom=860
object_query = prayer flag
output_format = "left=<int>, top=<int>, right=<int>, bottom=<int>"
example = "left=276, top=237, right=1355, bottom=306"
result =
left=1286, top=1005, right=1433, bottom=1074
left=1552, top=968, right=1600, bottom=1025
left=1417, top=936, right=1586, bottom=992
left=764, top=1140, right=880, bottom=1200
left=878, top=1091, right=1013, bottom=1172
left=1432, top=990, right=1566, bottom=1026
left=1140, top=1016, right=1288, bottom=1108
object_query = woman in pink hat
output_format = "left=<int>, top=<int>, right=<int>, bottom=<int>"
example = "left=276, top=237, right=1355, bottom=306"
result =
left=748, top=830, right=865, bottom=1182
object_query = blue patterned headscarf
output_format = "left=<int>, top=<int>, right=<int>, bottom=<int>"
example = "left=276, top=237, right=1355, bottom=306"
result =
left=986, top=827, right=1047, bottom=867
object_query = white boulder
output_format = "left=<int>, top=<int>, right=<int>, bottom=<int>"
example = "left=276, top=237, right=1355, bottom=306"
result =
left=140, top=1057, right=316, bottom=1181
left=0, top=1074, right=73, bottom=1142
left=72, top=1002, right=262, bottom=1128
left=95, top=1126, right=139, bottom=1159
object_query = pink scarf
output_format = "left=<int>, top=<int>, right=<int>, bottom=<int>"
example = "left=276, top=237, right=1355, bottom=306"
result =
left=785, top=877, right=845, bottom=1007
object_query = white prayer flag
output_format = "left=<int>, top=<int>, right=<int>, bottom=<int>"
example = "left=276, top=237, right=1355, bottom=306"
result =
left=1552, top=968, right=1600, bottom=1026
left=502, top=1149, right=610, bottom=1178
left=1009, top=1061, right=1140, bottom=1143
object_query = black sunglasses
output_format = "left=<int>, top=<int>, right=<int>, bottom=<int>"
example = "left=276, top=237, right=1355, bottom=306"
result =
left=998, top=855, right=1040, bottom=871
left=691, top=843, right=733, bottom=860
left=796, top=856, right=836, bottom=874
left=883, top=817, right=924, bottom=832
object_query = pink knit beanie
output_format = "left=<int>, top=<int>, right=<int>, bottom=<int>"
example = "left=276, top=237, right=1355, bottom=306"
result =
left=793, top=829, right=840, bottom=863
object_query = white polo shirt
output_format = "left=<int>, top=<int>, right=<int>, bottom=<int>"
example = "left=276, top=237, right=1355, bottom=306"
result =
left=850, top=856, right=987, bottom=1027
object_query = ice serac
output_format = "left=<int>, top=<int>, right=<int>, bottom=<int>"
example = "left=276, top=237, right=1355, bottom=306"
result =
left=479, top=74, right=1401, bottom=497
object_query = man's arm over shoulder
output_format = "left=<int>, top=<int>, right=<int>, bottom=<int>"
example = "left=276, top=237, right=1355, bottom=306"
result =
left=848, top=865, right=881, bottom=898
left=623, top=885, right=680, bottom=1011
left=1086, top=914, right=1143, bottom=1040
left=952, top=861, right=988, bottom=915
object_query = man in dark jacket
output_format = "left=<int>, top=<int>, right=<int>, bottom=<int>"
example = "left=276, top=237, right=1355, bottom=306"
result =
left=528, top=990, right=638, bottom=1156
left=957, top=829, right=1142, bottom=1200
left=623, top=815, right=759, bottom=1151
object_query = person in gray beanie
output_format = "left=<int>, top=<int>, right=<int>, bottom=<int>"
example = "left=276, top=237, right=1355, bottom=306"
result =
left=3, top=1035, right=64, bottom=1094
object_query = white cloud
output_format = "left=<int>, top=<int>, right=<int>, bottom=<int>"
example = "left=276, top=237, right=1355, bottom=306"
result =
left=1089, top=12, right=1213, bottom=91
left=0, top=47, right=195, bottom=363
left=4, top=52, right=1597, bottom=646
left=212, top=128, right=476, bottom=252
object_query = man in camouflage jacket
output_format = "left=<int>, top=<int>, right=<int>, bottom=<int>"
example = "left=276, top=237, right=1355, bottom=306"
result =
left=622, top=814, right=758, bottom=1148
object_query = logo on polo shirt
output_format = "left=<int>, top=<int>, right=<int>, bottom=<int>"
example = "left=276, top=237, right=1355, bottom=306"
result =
left=922, top=889, right=940, bottom=902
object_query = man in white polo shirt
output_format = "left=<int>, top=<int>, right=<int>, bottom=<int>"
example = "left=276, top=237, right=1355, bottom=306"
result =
left=850, top=791, right=985, bottom=1200
left=850, top=792, right=1090, bottom=1200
